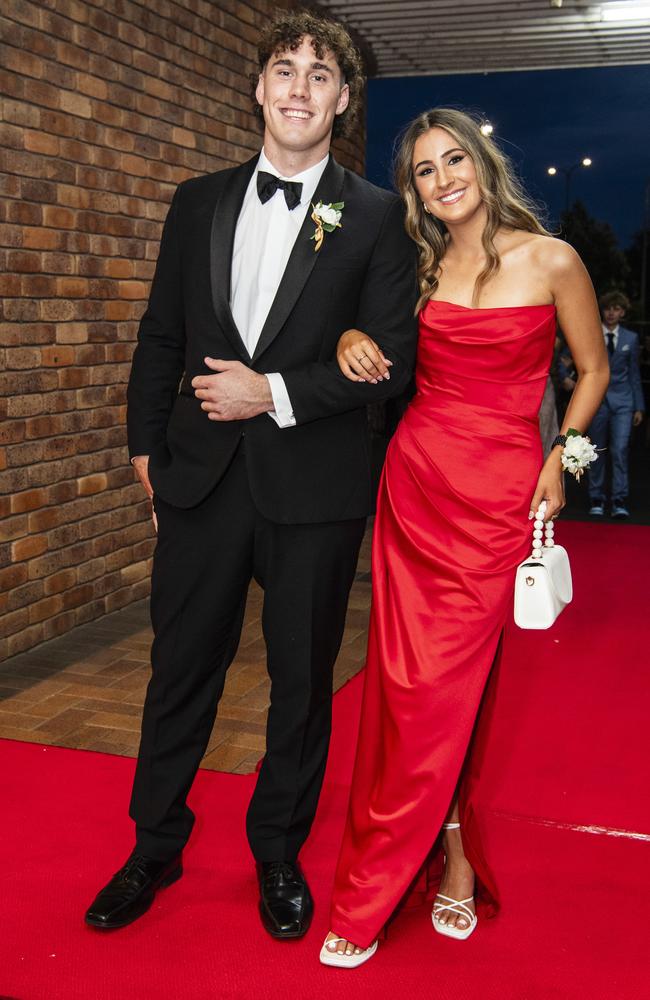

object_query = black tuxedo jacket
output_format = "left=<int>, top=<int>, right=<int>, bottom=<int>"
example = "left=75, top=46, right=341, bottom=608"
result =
left=126, top=153, right=419, bottom=523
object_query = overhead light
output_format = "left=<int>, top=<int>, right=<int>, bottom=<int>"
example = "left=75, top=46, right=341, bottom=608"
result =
left=601, top=2, right=650, bottom=21
left=480, top=121, right=494, bottom=136
left=582, top=157, right=592, bottom=167
left=550, top=0, right=563, bottom=7
left=548, top=166, right=557, bottom=175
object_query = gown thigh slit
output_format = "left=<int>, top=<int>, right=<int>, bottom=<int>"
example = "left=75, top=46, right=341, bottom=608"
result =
left=329, top=301, right=556, bottom=949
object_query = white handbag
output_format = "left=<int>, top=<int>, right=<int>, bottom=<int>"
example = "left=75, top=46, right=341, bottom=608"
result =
left=514, top=501, right=573, bottom=630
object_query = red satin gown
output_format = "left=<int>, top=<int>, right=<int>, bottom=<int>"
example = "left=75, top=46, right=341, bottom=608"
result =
left=330, top=300, right=557, bottom=948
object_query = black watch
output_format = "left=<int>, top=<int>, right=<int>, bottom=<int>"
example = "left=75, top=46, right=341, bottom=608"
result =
left=551, top=434, right=567, bottom=450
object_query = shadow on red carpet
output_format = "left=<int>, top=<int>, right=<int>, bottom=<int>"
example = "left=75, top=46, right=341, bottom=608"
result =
left=1, top=522, right=648, bottom=999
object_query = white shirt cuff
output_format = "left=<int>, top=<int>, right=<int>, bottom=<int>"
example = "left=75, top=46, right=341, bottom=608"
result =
left=266, top=373, right=296, bottom=428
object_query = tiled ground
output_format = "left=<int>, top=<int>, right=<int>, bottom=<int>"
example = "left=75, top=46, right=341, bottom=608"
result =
left=0, top=530, right=372, bottom=774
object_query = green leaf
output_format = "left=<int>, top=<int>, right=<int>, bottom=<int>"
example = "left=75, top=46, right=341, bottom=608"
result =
left=332, top=202, right=344, bottom=210
left=566, top=427, right=581, bottom=438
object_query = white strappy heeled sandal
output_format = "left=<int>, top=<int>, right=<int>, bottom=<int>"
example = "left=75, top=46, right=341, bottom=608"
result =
left=319, top=935, right=378, bottom=968
left=431, top=822, right=478, bottom=941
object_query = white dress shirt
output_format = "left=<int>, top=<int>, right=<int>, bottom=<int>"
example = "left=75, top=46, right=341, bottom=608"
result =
left=231, top=148, right=329, bottom=428
left=602, top=323, right=619, bottom=350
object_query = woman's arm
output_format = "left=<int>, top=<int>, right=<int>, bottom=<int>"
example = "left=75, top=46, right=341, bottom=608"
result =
left=552, top=243, right=610, bottom=434
left=529, top=241, right=609, bottom=520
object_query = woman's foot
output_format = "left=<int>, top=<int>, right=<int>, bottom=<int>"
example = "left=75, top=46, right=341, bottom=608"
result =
left=323, top=930, right=367, bottom=957
left=432, top=823, right=477, bottom=939
left=319, top=930, right=378, bottom=968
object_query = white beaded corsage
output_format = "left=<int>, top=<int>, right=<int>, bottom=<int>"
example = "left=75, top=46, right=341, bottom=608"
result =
left=560, top=428, right=599, bottom=481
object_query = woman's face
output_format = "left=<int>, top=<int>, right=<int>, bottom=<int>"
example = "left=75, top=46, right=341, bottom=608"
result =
left=412, top=127, right=483, bottom=226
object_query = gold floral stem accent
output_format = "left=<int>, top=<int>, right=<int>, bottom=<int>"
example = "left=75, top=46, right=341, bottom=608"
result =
left=311, top=212, right=324, bottom=252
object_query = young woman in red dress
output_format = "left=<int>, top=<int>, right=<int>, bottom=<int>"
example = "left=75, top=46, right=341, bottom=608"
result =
left=320, top=108, right=609, bottom=967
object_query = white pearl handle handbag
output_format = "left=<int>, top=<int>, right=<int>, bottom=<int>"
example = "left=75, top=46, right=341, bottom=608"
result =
left=514, top=501, right=573, bottom=629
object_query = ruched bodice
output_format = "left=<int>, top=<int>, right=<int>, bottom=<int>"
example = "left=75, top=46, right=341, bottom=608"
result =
left=414, top=301, right=556, bottom=419
left=329, top=303, right=557, bottom=948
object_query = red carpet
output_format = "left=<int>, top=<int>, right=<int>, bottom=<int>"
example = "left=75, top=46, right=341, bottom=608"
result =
left=1, top=522, right=649, bottom=1000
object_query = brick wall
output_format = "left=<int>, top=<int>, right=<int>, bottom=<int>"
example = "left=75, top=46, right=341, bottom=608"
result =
left=0, top=0, right=367, bottom=661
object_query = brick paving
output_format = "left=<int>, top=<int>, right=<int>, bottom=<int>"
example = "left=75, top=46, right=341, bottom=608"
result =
left=0, top=530, right=372, bottom=774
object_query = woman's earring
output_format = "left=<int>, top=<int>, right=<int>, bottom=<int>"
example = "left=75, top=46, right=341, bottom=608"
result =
left=423, top=203, right=431, bottom=214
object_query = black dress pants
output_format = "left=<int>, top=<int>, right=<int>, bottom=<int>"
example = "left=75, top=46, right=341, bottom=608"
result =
left=129, top=444, right=365, bottom=862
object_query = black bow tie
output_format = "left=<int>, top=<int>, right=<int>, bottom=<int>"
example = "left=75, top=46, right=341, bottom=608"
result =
left=257, top=171, right=303, bottom=210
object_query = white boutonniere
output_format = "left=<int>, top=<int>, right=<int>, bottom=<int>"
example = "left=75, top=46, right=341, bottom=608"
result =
left=310, top=201, right=344, bottom=252
left=561, top=428, right=599, bottom=481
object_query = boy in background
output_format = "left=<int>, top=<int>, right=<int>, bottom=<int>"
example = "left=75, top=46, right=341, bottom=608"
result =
left=587, top=291, right=644, bottom=517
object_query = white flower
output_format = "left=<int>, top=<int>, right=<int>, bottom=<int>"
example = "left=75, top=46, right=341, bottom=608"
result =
left=316, top=204, right=341, bottom=226
left=561, top=433, right=598, bottom=480
left=310, top=200, right=344, bottom=252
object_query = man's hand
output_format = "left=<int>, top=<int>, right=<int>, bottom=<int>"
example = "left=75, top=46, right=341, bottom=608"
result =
left=192, top=358, right=274, bottom=421
left=132, top=455, right=153, bottom=497
left=131, top=455, right=157, bottom=532
left=633, top=410, right=644, bottom=427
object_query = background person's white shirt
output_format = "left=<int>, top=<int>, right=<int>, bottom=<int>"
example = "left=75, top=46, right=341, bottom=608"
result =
left=231, top=148, right=329, bottom=429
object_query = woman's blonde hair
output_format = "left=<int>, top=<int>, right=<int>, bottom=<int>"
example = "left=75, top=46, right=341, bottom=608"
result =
left=394, top=108, right=551, bottom=310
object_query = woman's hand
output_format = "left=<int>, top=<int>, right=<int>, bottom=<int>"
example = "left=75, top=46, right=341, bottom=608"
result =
left=337, top=329, right=392, bottom=384
left=529, top=452, right=565, bottom=521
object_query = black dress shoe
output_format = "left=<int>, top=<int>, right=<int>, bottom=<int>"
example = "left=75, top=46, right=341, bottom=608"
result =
left=85, top=852, right=182, bottom=930
left=257, top=861, right=313, bottom=939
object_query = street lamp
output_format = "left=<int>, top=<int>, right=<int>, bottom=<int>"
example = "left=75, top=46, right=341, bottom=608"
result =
left=547, top=158, right=593, bottom=213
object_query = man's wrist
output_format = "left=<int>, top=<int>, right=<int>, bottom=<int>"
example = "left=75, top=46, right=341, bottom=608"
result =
left=258, top=373, right=274, bottom=410
left=265, top=373, right=296, bottom=428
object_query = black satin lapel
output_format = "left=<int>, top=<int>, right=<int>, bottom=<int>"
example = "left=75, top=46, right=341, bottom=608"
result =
left=209, top=154, right=258, bottom=360
left=251, top=156, right=346, bottom=364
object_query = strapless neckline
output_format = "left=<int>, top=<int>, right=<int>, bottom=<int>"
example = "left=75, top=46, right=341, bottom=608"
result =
left=426, top=299, right=555, bottom=313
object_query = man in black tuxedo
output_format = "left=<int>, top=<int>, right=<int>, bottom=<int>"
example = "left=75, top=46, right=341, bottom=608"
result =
left=85, top=10, right=418, bottom=938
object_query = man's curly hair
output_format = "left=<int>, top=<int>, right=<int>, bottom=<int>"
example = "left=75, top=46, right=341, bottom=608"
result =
left=251, top=8, right=364, bottom=140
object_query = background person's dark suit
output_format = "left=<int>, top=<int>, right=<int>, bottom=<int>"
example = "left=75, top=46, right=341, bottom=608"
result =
left=126, top=153, right=419, bottom=863
left=586, top=325, right=645, bottom=506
